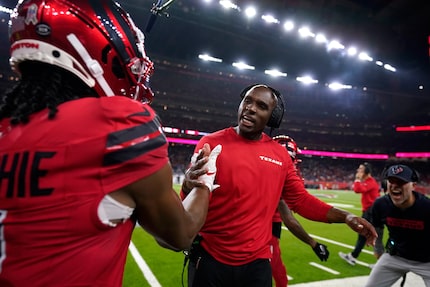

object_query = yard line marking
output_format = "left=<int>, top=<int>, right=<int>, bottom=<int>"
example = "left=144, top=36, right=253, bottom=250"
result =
left=309, top=262, right=340, bottom=275
left=281, top=227, right=373, bottom=255
left=129, top=241, right=162, bottom=287
left=309, top=234, right=374, bottom=255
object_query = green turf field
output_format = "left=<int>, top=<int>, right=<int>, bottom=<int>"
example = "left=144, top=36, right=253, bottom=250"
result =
left=123, top=185, right=383, bottom=286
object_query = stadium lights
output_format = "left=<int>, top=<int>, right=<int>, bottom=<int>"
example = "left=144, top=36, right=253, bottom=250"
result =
left=244, top=6, right=257, bottom=18
left=261, top=14, right=280, bottom=24
left=328, top=82, right=352, bottom=90
left=232, top=61, right=255, bottom=70
left=327, top=40, right=345, bottom=50
left=198, top=53, right=223, bottom=62
left=163, top=127, right=180, bottom=133
left=358, top=52, right=373, bottom=62
left=296, top=76, right=318, bottom=84
left=185, top=129, right=200, bottom=135
left=0, top=5, right=13, bottom=14
left=264, top=69, right=287, bottom=77
left=298, top=26, right=315, bottom=38
left=315, top=33, right=327, bottom=44
left=375, top=60, right=383, bottom=66
left=219, top=0, right=239, bottom=10
left=347, top=47, right=357, bottom=56
left=383, top=64, right=396, bottom=72
left=283, top=20, right=294, bottom=31
left=200, top=0, right=398, bottom=76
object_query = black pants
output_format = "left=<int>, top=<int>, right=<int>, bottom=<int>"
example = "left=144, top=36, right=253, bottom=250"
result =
left=188, top=245, right=272, bottom=287
left=351, top=209, right=372, bottom=258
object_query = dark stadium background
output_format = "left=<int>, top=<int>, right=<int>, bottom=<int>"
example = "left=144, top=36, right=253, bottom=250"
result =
left=0, top=0, right=429, bottom=191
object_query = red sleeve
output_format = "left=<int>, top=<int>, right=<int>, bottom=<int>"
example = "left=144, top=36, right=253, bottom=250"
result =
left=282, top=163, right=332, bottom=222
left=100, top=99, right=168, bottom=192
left=353, top=179, right=370, bottom=194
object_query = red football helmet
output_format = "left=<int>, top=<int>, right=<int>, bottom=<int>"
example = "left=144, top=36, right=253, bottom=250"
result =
left=9, top=0, right=154, bottom=103
left=273, top=135, right=301, bottom=162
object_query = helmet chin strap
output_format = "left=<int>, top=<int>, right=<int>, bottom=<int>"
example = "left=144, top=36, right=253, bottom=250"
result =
left=67, top=33, right=115, bottom=97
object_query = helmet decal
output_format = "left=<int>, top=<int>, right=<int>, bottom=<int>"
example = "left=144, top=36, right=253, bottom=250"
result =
left=25, top=4, right=39, bottom=25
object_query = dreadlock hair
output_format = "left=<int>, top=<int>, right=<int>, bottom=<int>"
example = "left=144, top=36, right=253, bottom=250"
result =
left=0, top=61, right=98, bottom=125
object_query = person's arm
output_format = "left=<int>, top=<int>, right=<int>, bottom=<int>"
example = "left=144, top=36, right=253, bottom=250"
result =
left=278, top=200, right=316, bottom=247
left=278, top=200, right=330, bottom=261
left=325, top=207, right=377, bottom=246
left=123, top=163, right=209, bottom=251
left=281, top=170, right=377, bottom=247
left=369, top=200, right=385, bottom=258
left=113, top=144, right=217, bottom=251
left=373, top=226, right=385, bottom=259
left=353, top=171, right=368, bottom=194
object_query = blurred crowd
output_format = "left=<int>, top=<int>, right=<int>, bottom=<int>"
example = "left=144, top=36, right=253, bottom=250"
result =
left=168, top=143, right=430, bottom=194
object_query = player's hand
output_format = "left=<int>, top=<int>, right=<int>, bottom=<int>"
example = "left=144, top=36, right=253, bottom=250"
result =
left=182, top=144, right=221, bottom=193
left=312, top=242, right=329, bottom=261
left=182, top=144, right=210, bottom=194
left=345, top=214, right=377, bottom=246
left=198, top=144, right=222, bottom=192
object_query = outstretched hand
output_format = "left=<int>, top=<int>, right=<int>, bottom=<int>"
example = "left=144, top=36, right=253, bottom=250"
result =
left=345, top=214, right=377, bottom=246
left=312, top=242, right=329, bottom=261
left=199, top=144, right=222, bottom=191
left=182, top=144, right=222, bottom=193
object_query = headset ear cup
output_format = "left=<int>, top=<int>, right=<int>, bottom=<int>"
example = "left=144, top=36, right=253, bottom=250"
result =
left=267, top=88, right=284, bottom=128
left=267, top=102, right=283, bottom=128
left=363, top=162, right=371, bottom=175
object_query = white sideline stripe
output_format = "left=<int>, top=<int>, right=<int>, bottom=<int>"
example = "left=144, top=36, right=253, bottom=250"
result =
left=281, top=227, right=373, bottom=255
left=309, top=262, right=340, bottom=275
left=129, top=241, right=162, bottom=287
left=326, top=203, right=354, bottom=208
left=310, top=234, right=373, bottom=255
left=353, top=259, right=373, bottom=268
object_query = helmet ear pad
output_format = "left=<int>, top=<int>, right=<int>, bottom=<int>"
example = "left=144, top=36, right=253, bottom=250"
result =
left=239, top=84, right=285, bottom=128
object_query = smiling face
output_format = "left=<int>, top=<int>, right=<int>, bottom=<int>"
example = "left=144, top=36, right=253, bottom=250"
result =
left=387, top=177, right=416, bottom=209
left=236, top=85, right=277, bottom=140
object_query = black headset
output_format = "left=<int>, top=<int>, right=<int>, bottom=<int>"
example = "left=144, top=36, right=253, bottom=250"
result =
left=363, top=162, right=372, bottom=175
left=239, top=84, right=285, bottom=128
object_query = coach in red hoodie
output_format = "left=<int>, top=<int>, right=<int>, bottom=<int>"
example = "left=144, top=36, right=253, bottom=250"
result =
left=339, top=162, right=380, bottom=266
